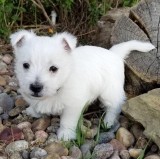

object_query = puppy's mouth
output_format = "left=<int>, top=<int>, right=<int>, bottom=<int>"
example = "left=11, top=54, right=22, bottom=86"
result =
left=31, top=93, right=42, bottom=98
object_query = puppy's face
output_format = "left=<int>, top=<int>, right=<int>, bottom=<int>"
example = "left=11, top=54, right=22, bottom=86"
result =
left=10, top=30, right=77, bottom=99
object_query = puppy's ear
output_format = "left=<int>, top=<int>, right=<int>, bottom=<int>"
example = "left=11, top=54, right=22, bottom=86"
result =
left=55, top=32, right=77, bottom=52
left=10, top=30, right=35, bottom=49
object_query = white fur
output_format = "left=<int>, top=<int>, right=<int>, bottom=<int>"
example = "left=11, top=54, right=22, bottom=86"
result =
left=10, top=30, right=155, bottom=140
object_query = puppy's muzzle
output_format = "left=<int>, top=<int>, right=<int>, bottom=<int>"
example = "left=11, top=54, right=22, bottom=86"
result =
left=30, top=82, right=43, bottom=96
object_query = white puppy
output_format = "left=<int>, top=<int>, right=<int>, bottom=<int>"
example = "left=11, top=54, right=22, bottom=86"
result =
left=10, top=30, right=155, bottom=140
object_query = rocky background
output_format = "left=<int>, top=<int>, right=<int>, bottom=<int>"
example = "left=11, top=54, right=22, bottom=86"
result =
left=0, top=0, right=160, bottom=158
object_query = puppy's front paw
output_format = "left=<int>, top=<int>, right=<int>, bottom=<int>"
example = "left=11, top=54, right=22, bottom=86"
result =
left=57, top=127, right=76, bottom=141
left=24, top=107, right=42, bottom=118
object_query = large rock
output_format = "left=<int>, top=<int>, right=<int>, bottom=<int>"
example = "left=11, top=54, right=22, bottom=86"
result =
left=122, top=88, right=160, bottom=148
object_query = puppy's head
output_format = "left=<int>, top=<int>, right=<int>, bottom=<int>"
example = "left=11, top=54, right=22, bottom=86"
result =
left=10, top=30, right=77, bottom=99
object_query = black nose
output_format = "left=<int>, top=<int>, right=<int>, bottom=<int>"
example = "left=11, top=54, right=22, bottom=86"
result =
left=30, top=83, right=43, bottom=93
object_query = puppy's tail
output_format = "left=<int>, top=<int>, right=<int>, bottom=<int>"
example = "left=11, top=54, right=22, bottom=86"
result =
left=109, top=40, right=155, bottom=59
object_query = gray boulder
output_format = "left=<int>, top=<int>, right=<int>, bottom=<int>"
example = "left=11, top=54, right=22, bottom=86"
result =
left=122, top=88, right=160, bottom=148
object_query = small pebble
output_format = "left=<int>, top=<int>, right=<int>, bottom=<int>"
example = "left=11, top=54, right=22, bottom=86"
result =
left=44, top=154, right=60, bottom=159
left=0, top=157, right=7, bottom=159
left=0, top=93, right=14, bottom=114
left=51, top=117, right=60, bottom=126
left=144, top=155, right=160, bottom=159
left=110, top=139, right=126, bottom=152
left=69, top=145, right=82, bottom=159
left=92, top=143, right=113, bottom=159
left=45, top=133, right=58, bottom=144
left=0, top=61, right=8, bottom=74
left=5, top=140, right=29, bottom=154
left=129, top=148, right=142, bottom=158
left=17, top=121, right=32, bottom=130
left=15, top=96, right=28, bottom=107
left=120, top=150, right=130, bottom=159
left=84, top=119, right=92, bottom=128
left=98, top=131, right=115, bottom=144
left=44, top=142, right=68, bottom=156
left=86, top=126, right=98, bottom=139
left=61, top=156, right=73, bottom=159
left=30, top=147, right=47, bottom=158
left=0, top=86, right=4, bottom=93
left=21, top=150, right=30, bottom=159
left=10, top=152, right=22, bottom=159
left=116, top=127, right=135, bottom=148
left=32, top=118, right=51, bottom=132
left=47, top=125, right=59, bottom=133
left=135, top=137, right=148, bottom=149
left=2, top=54, right=13, bottom=64
left=110, top=151, right=120, bottom=159
left=0, top=120, right=5, bottom=133
left=0, top=76, right=6, bottom=86
left=23, top=128, right=34, bottom=142
left=0, top=127, right=23, bottom=144
left=80, top=139, right=95, bottom=157
left=35, top=130, right=48, bottom=143
left=151, top=144, right=159, bottom=153
left=8, top=77, right=19, bottom=91
left=9, top=106, right=26, bottom=117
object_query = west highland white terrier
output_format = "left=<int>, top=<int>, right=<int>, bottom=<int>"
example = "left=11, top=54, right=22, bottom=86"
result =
left=10, top=30, right=155, bottom=140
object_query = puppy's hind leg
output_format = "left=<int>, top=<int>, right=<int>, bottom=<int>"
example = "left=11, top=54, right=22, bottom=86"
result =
left=100, top=88, right=125, bottom=128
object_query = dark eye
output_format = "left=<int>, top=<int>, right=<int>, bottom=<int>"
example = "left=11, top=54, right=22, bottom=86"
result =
left=23, top=63, right=30, bottom=69
left=49, top=66, right=58, bottom=72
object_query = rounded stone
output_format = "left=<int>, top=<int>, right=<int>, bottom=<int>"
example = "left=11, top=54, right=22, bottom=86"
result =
left=17, top=122, right=32, bottom=130
left=23, top=128, right=34, bottom=142
left=0, top=61, right=7, bottom=74
left=0, top=127, right=23, bottom=144
left=92, top=143, right=113, bottom=159
left=98, top=131, right=115, bottom=144
left=135, top=137, right=148, bottom=149
left=44, top=142, right=68, bottom=156
left=129, top=148, right=142, bottom=158
left=9, top=106, right=25, bottom=117
left=5, top=140, right=29, bottom=154
left=116, top=127, right=135, bottom=148
left=21, top=150, right=30, bottom=159
left=0, top=93, right=14, bottom=112
left=69, top=145, right=82, bottom=159
left=2, top=54, right=13, bottom=64
left=9, top=152, right=22, bottom=159
left=120, top=150, right=130, bottom=159
left=44, top=154, right=61, bottom=159
left=144, top=155, right=160, bottom=159
left=35, top=130, right=48, bottom=143
left=45, top=133, right=58, bottom=144
left=81, top=125, right=98, bottom=139
left=80, top=139, right=95, bottom=157
left=0, top=76, right=6, bottom=86
left=15, top=96, right=28, bottom=107
left=0, top=156, right=7, bottom=159
left=109, top=139, right=126, bottom=152
left=110, top=151, right=120, bottom=159
left=32, top=118, right=51, bottom=132
left=30, top=147, right=47, bottom=158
